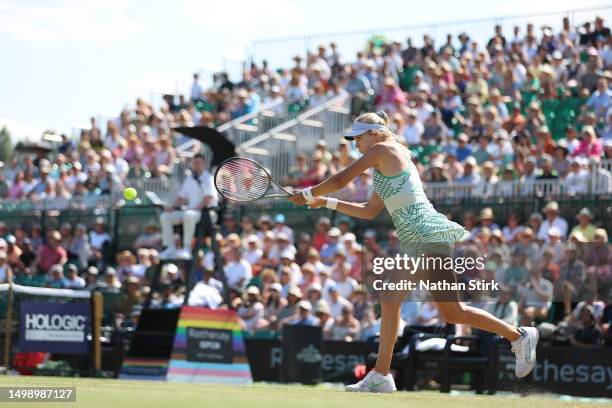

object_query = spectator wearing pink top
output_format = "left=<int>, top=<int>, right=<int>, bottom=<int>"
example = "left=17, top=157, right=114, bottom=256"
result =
left=8, top=171, right=25, bottom=199
left=376, top=77, right=405, bottom=113
left=572, top=126, right=602, bottom=158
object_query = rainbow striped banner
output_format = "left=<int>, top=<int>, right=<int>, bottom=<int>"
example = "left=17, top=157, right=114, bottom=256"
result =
left=166, top=307, right=253, bottom=385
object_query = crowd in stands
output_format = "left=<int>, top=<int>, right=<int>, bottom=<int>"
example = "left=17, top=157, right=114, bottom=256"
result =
left=0, top=17, right=611, bottom=349
left=0, top=197, right=609, bottom=346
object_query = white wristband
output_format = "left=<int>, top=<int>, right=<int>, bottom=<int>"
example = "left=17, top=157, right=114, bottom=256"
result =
left=302, top=188, right=315, bottom=203
left=326, top=197, right=339, bottom=210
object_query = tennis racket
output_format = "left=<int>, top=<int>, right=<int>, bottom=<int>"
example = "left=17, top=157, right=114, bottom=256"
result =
left=214, top=157, right=291, bottom=202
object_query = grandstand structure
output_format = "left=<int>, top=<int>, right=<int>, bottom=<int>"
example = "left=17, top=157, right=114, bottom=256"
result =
left=0, top=5, right=611, bottom=391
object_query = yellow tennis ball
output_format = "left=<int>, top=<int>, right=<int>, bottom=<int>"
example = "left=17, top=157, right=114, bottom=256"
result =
left=123, top=187, right=138, bottom=201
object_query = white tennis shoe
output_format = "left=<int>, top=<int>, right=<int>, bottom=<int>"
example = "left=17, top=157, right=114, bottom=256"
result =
left=345, top=370, right=396, bottom=393
left=511, top=327, right=539, bottom=378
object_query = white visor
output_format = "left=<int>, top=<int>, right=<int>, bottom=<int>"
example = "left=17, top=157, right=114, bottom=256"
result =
left=344, top=122, right=386, bottom=140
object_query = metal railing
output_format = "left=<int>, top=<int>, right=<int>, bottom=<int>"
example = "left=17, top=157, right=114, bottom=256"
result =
left=236, top=93, right=353, bottom=178
left=249, top=5, right=612, bottom=70
left=175, top=98, right=288, bottom=162
left=0, top=195, right=111, bottom=212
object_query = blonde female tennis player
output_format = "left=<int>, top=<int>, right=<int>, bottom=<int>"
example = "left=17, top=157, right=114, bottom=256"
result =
left=289, top=111, right=538, bottom=393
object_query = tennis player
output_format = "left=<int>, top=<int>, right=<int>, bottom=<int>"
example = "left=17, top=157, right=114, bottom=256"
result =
left=289, top=111, right=538, bottom=393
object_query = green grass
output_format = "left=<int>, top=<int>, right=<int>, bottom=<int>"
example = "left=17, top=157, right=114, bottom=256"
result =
left=0, top=376, right=605, bottom=408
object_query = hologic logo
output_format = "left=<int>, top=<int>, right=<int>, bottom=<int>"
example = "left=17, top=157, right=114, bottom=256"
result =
left=296, top=345, right=322, bottom=364
left=25, top=313, right=86, bottom=331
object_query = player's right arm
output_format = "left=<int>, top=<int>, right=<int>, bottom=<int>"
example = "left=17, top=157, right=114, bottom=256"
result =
left=305, top=191, right=385, bottom=220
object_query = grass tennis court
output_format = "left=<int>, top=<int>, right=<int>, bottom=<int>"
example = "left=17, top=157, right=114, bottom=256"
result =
left=0, top=376, right=606, bottom=408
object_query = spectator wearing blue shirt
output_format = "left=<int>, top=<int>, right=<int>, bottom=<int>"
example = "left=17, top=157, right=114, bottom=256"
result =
left=456, top=156, right=481, bottom=185
left=289, top=300, right=319, bottom=326
left=586, top=77, right=611, bottom=120
left=47, top=264, right=67, bottom=289
left=455, top=133, right=473, bottom=162
left=231, top=88, right=256, bottom=119
left=319, top=227, right=342, bottom=265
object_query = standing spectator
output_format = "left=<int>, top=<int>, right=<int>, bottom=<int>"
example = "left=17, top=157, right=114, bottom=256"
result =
left=190, top=73, right=203, bottom=102
left=159, top=154, right=218, bottom=260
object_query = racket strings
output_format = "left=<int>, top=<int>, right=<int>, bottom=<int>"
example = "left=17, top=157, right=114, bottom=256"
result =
left=215, top=159, right=271, bottom=201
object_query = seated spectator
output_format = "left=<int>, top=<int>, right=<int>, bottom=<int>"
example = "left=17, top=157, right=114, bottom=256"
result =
left=331, top=304, right=361, bottom=341
left=572, top=125, right=602, bottom=158
left=67, top=224, right=91, bottom=269
left=223, top=247, right=252, bottom=289
left=64, top=264, right=86, bottom=289
left=89, top=217, right=111, bottom=261
left=519, top=268, right=553, bottom=325
left=288, top=300, right=318, bottom=326
left=285, top=153, right=308, bottom=186
left=327, top=285, right=352, bottom=319
left=47, top=264, right=67, bottom=289
left=263, top=283, right=287, bottom=327
left=314, top=300, right=334, bottom=339
left=565, top=158, right=589, bottom=195
left=502, top=247, right=530, bottom=287
left=537, top=201, right=568, bottom=242
left=456, top=156, right=481, bottom=185
left=133, top=223, right=162, bottom=250
left=569, top=305, right=604, bottom=347
left=487, top=284, right=519, bottom=326
left=414, top=301, right=442, bottom=326
left=0, top=251, right=12, bottom=283
left=238, top=286, right=267, bottom=333
left=35, top=230, right=67, bottom=275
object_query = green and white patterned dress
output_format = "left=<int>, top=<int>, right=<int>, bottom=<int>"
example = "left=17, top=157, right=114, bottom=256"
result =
left=373, top=153, right=469, bottom=258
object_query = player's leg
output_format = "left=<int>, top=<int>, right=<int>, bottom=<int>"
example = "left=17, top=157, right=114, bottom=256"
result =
left=346, top=300, right=399, bottom=393
left=425, top=249, right=538, bottom=378
left=435, top=301, right=520, bottom=341
left=374, top=300, right=402, bottom=375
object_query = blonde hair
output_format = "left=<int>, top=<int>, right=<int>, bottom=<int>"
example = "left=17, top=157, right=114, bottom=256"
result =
left=355, top=110, right=394, bottom=140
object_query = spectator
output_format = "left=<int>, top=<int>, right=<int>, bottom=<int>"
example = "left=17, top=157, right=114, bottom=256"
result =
left=327, top=286, right=352, bottom=319
left=537, top=201, right=568, bottom=242
left=571, top=208, right=597, bottom=241
left=289, top=300, right=318, bottom=326
left=519, top=268, right=553, bottom=325
left=238, top=286, right=267, bottom=333
left=47, top=264, right=67, bottom=288
left=315, top=300, right=334, bottom=339
left=0, top=251, right=12, bottom=283
left=331, top=304, right=361, bottom=341
left=35, top=230, right=67, bottom=275
left=64, top=264, right=86, bottom=289
left=223, top=247, right=252, bottom=289
left=569, top=305, right=604, bottom=347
